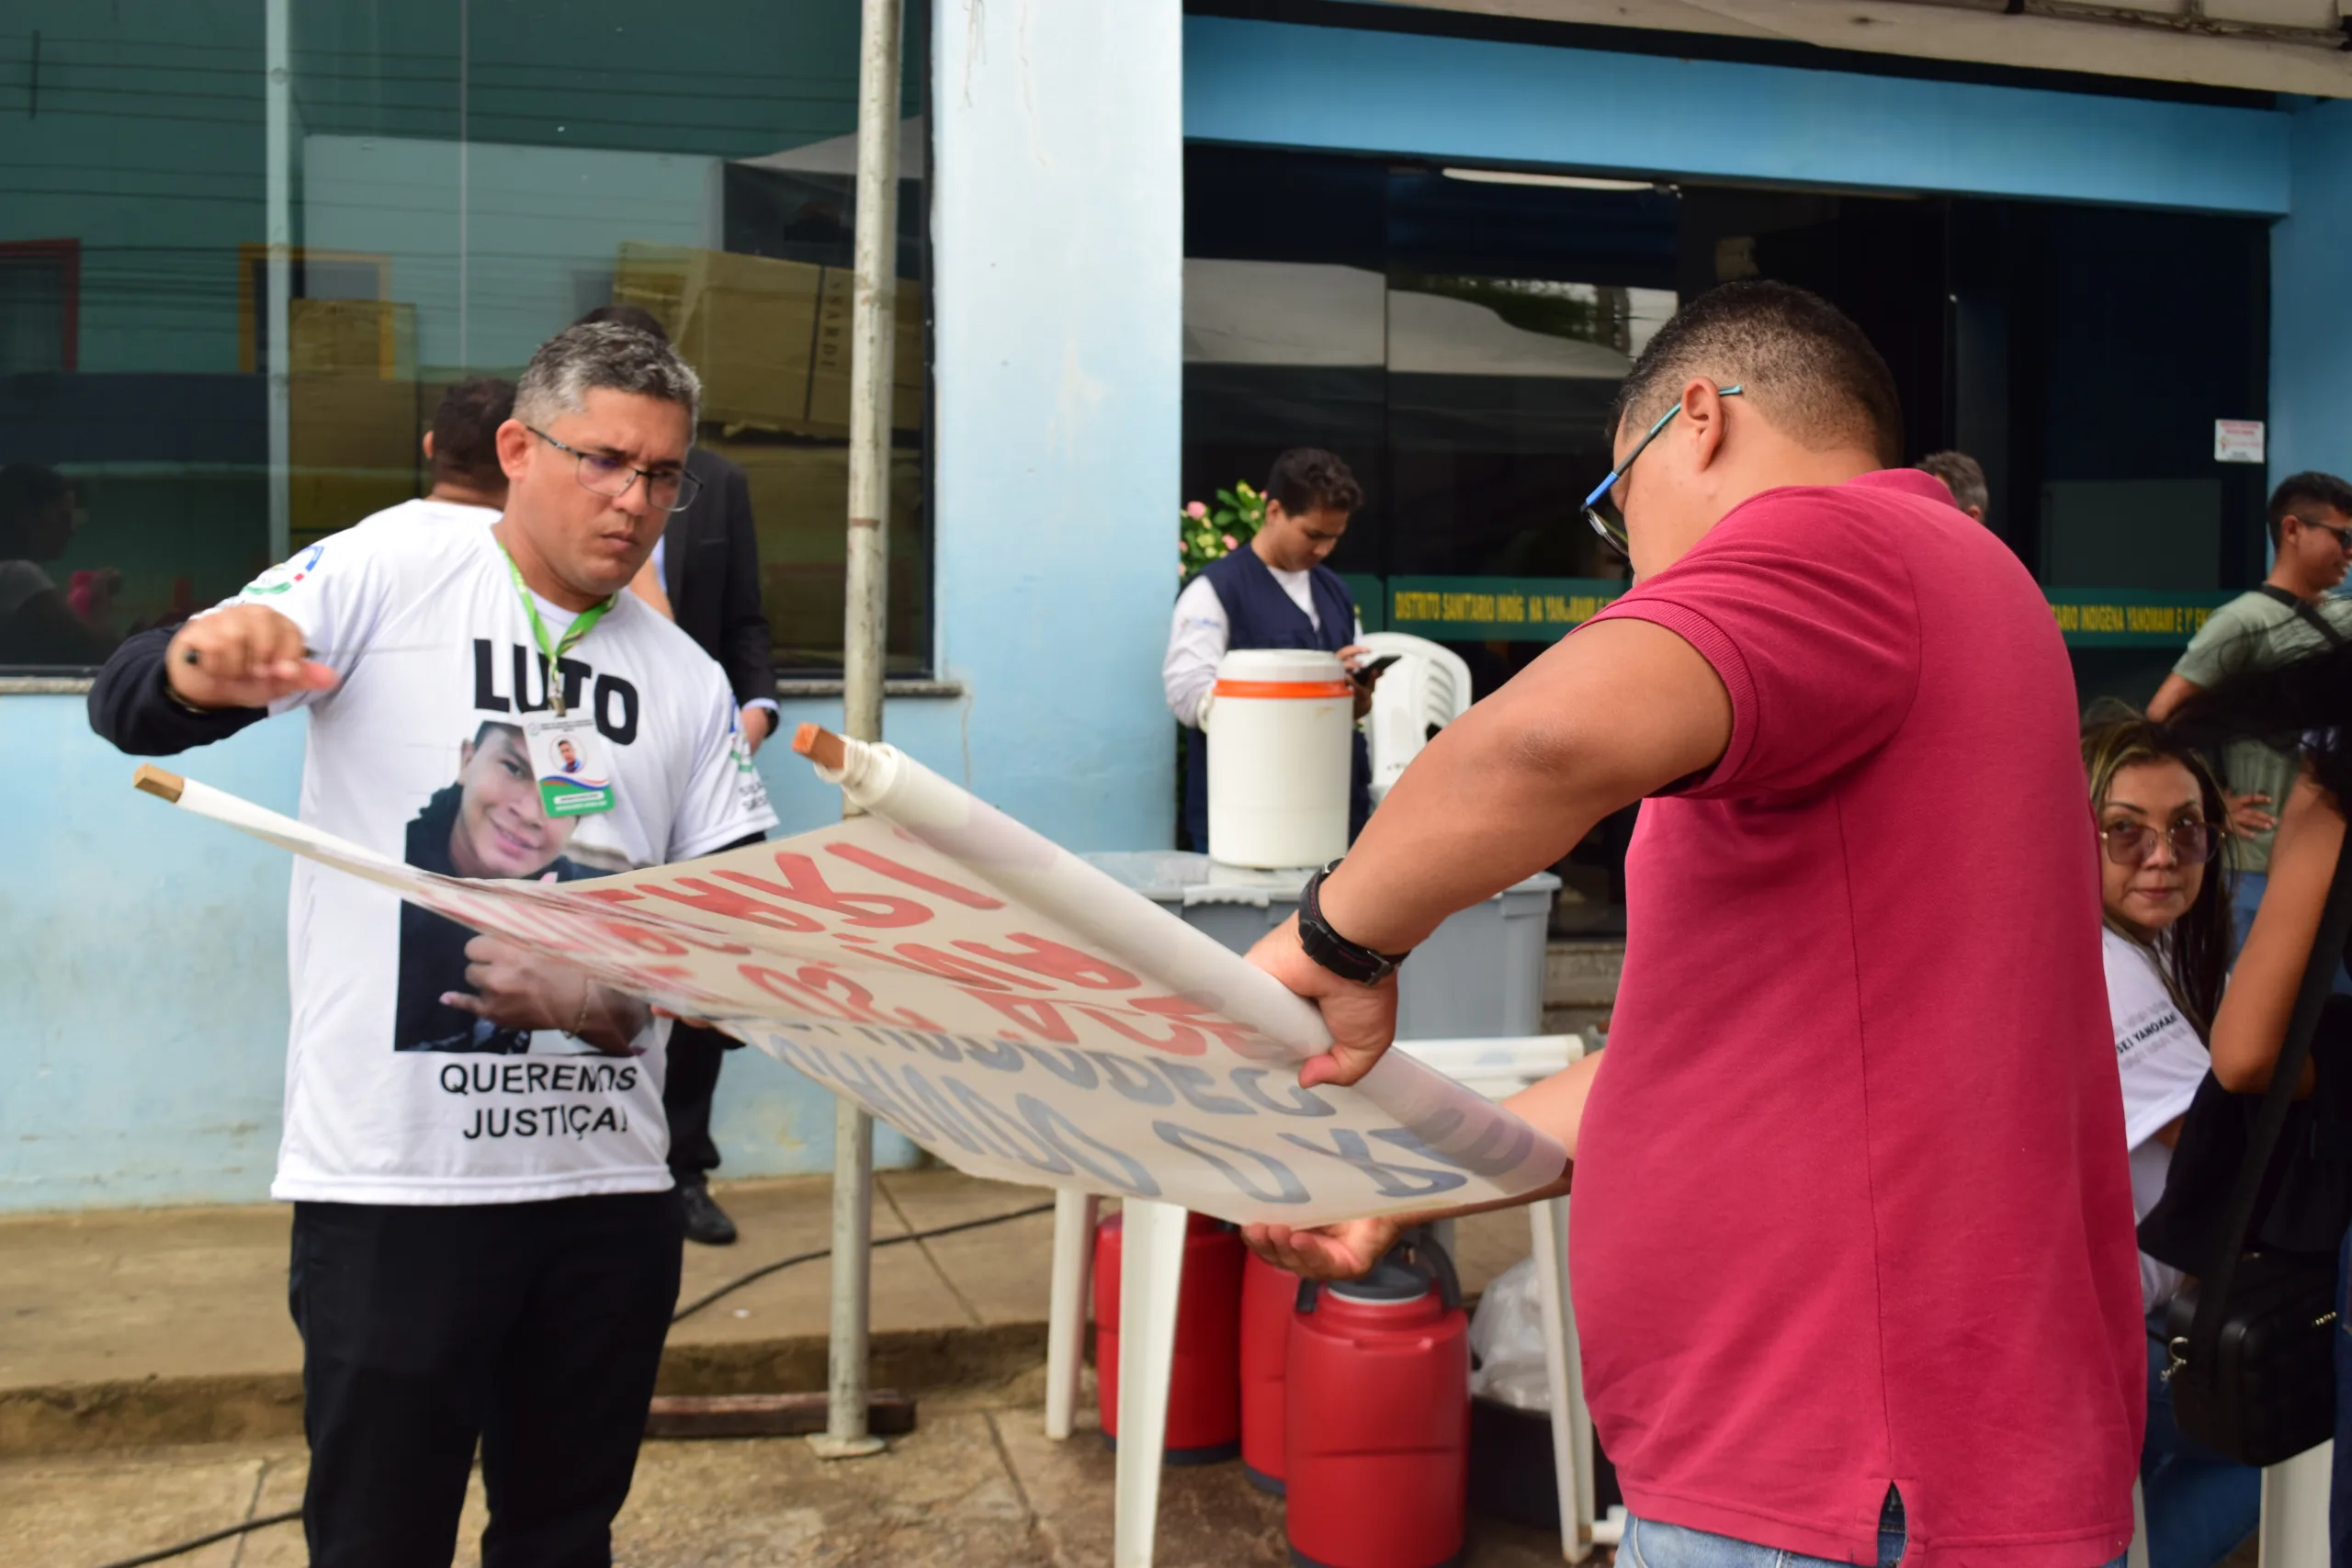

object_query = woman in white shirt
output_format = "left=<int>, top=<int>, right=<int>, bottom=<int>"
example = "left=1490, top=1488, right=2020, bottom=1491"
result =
left=2083, top=714, right=2256, bottom=1568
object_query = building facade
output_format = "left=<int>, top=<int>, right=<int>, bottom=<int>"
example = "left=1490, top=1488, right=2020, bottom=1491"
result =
left=5, top=0, right=2350, bottom=1209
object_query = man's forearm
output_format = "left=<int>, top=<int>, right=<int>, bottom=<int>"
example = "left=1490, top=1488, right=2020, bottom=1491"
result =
left=1318, top=619, right=1731, bottom=953
left=87, top=626, right=267, bottom=756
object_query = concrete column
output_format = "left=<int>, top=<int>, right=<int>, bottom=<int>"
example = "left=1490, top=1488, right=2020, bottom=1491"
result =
left=930, top=0, right=1183, bottom=852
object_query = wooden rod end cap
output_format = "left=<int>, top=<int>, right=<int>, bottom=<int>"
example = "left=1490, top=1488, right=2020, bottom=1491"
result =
left=133, top=764, right=186, bottom=804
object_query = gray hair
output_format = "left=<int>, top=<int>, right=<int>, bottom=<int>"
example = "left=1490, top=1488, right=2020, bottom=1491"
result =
left=514, top=321, right=701, bottom=429
left=1918, top=450, right=1989, bottom=517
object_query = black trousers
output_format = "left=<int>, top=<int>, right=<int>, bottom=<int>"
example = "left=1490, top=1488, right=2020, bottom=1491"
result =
left=662, top=1025, right=729, bottom=1184
left=288, top=1192, right=684, bottom=1568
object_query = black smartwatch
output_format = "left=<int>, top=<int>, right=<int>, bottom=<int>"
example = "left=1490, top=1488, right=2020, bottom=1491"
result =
left=1296, top=861, right=1410, bottom=987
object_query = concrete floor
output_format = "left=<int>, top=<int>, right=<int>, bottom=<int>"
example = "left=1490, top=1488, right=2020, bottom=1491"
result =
left=0, top=1168, right=1553, bottom=1563
left=1, top=1365, right=1573, bottom=1568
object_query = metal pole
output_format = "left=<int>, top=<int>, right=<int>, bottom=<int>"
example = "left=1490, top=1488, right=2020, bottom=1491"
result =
left=264, top=0, right=290, bottom=564
left=809, top=0, right=903, bottom=1463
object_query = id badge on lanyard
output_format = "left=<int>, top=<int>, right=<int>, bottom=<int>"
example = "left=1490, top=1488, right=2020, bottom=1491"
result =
left=502, top=543, right=616, bottom=818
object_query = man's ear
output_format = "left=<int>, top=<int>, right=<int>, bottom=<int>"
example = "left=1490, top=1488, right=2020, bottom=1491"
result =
left=495, top=419, right=533, bottom=483
left=1680, top=378, right=1732, bottom=470
left=421, top=432, right=436, bottom=463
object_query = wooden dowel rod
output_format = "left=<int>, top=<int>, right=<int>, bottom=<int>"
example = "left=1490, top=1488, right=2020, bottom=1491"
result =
left=793, top=723, right=847, bottom=771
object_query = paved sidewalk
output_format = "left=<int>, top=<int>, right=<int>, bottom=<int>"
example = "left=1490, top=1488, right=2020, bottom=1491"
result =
left=0, top=1168, right=1532, bottom=1456
left=0, top=1371, right=1573, bottom=1568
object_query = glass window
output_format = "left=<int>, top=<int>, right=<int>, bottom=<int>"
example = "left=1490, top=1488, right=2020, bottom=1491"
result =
left=0, top=2, right=930, bottom=674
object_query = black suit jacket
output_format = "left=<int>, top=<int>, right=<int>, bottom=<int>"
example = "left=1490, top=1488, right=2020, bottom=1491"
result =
left=663, top=447, right=777, bottom=707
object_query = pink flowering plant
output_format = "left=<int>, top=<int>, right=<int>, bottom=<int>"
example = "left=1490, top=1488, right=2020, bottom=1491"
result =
left=1179, top=482, right=1266, bottom=576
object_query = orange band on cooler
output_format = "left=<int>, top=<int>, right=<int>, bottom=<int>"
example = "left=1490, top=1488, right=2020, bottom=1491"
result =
left=1212, top=679, right=1357, bottom=699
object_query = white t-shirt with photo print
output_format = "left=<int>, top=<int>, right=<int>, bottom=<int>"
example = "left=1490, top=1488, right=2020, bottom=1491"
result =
left=228, top=499, right=776, bottom=1204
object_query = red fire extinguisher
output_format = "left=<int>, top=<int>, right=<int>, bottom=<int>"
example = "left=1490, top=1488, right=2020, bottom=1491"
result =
left=1093, top=1210, right=1244, bottom=1463
left=1284, top=1237, right=1470, bottom=1568
left=1239, top=1248, right=1301, bottom=1493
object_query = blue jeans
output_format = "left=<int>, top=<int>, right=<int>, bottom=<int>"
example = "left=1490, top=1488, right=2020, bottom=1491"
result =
left=1624, top=1493, right=2128, bottom=1568
left=2143, top=1318, right=2259, bottom=1568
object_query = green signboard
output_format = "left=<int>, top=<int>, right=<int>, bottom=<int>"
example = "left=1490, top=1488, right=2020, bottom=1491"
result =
left=1346, top=576, right=2235, bottom=649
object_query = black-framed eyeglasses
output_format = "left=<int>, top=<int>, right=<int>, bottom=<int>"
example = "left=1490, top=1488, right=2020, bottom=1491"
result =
left=2099, top=818, right=2219, bottom=868
left=2299, top=515, right=2352, bottom=552
left=1581, top=385, right=1745, bottom=558
left=528, top=426, right=702, bottom=514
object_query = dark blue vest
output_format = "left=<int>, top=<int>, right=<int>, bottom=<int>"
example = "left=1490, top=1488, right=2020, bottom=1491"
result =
left=1182, top=548, right=1371, bottom=853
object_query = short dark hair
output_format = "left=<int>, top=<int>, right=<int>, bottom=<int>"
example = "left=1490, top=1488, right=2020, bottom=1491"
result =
left=574, top=303, right=671, bottom=345
left=2267, top=470, right=2352, bottom=549
left=1265, top=448, right=1363, bottom=518
left=1917, top=451, right=1988, bottom=518
left=1608, top=281, right=1904, bottom=467
left=429, top=377, right=515, bottom=491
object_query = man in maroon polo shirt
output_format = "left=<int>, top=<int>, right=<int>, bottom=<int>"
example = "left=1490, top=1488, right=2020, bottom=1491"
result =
left=1246, top=282, right=2138, bottom=1568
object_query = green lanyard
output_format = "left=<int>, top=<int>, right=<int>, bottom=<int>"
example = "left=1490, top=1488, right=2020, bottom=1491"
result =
left=499, top=544, right=611, bottom=716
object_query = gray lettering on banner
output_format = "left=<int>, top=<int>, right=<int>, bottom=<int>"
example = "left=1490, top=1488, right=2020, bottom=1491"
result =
left=1228, top=1068, right=1338, bottom=1118
left=1153, top=1122, right=1309, bottom=1205
left=1018, top=1095, right=1160, bottom=1197
left=1280, top=1128, right=1469, bottom=1199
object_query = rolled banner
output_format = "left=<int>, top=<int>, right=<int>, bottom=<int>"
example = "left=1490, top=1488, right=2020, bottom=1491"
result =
left=808, top=734, right=1567, bottom=1196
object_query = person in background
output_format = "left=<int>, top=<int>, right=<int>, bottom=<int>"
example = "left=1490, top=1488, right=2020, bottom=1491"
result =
left=420, top=377, right=517, bottom=513
left=2081, top=713, right=2258, bottom=1568
left=1163, top=447, right=1383, bottom=855
left=0, top=463, right=114, bottom=665
left=2151, top=472, right=2352, bottom=947
left=575, top=303, right=776, bottom=1247
left=1918, top=449, right=1989, bottom=525
left=1242, top=282, right=2140, bottom=1568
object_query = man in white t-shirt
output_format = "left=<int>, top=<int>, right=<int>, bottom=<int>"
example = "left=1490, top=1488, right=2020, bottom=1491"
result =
left=89, top=321, right=776, bottom=1568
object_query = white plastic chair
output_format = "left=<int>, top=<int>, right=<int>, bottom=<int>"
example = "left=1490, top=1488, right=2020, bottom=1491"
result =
left=1042, top=1034, right=1597, bottom=1566
left=1360, top=632, right=1475, bottom=805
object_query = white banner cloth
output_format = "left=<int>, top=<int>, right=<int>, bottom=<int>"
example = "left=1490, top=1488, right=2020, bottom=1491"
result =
left=141, top=740, right=1565, bottom=1225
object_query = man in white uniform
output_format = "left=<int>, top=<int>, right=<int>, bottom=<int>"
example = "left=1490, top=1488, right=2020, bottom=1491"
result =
left=88, top=321, right=776, bottom=1568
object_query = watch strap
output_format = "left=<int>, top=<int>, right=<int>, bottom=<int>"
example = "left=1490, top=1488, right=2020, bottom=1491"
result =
left=1297, top=863, right=1409, bottom=986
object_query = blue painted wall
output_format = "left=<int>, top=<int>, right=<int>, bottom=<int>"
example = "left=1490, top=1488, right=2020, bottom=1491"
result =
left=2268, top=97, right=2352, bottom=489
left=929, top=0, right=1185, bottom=856
left=1183, top=16, right=2291, bottom=217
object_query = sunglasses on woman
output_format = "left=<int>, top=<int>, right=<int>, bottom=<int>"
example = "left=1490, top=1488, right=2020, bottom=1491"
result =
left=2099, top=818, right=2218, bottom=868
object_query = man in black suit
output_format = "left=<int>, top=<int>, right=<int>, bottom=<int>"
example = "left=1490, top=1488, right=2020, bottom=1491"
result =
left=578, top=304, right=778, bottom=1247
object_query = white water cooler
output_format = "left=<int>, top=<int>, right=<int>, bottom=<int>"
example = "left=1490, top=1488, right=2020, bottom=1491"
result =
left=1204, top=648, right=1354, bottom=870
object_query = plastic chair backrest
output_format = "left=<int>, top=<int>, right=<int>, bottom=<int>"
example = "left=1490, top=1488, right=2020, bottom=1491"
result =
left=1360, top=633, right=1474, bottom=802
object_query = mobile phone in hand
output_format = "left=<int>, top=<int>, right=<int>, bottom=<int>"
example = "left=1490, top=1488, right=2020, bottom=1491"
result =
left=1351, top=653, right=1403, bottom=688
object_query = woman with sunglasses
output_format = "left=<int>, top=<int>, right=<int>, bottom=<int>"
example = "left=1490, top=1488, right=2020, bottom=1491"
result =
left=2081, top=715, right=2259, bottom=1568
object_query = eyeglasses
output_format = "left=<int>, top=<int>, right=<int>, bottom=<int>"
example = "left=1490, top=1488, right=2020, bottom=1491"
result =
left=528, top=426, right=702, bottom=513
left=2299, top=516, right=2352, bottom=552
left=1582, top=385, right=1744, bottom=558
left=2099, top=818, right=2219, bottom=868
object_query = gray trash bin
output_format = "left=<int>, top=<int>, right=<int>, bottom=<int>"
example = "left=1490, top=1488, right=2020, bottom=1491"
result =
left=1084, top=852, right=1556, bottom=1041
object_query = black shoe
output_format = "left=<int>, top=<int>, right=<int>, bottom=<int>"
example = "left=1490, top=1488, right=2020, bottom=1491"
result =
left=678, top=1182, right=738, bottom=1247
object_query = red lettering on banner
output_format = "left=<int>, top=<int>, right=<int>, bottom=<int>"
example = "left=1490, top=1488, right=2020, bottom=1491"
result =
left=949, top=934, right=1139, bottom=990
left=833, top=935, right=1052, bottom=992
left=1070, top=1003, right=1209, bottom=1058
left=741, top=963, right=943, bottom=1032
left=1131, top=994, right=1267, bottom=1054
left=588, top=922, right=690, bottom=957
left=716, top=853, right=933, bottom=928
left=561, top=887, right=755, bottom=955
left=640, top=878, right=824, bottom=933
left=824, top=842, right=1005, bottom=909
left=960, top=990, right=1081, bottom=1043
